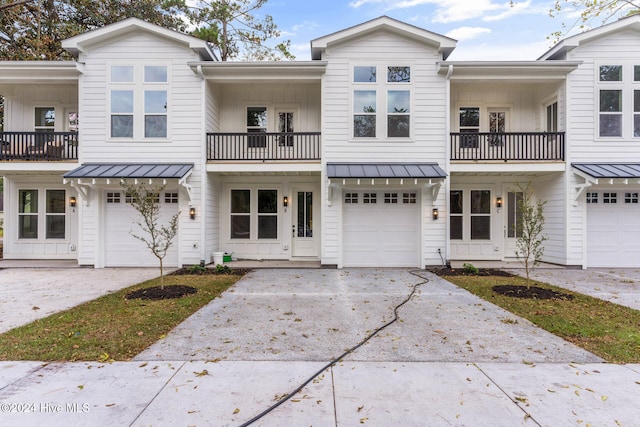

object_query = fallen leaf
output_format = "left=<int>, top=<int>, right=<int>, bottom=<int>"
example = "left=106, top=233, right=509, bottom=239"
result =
left=233, top=408, right=240, bottom=414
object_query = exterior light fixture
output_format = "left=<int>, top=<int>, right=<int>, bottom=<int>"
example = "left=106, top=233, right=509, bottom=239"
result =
left=69, top=196, right=77, bottom=208
left=283, top=196, right=288, bottom=207
left=189, top=207, right=196, bottom=220
left=432, top=208, right=439, bottom=220
left=496, top=197, right=503, bottom=211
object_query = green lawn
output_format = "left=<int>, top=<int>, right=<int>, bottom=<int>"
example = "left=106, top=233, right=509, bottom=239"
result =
left=0, top=274, right=241, bottom=361
left=441, top=273, right=640, bottom=363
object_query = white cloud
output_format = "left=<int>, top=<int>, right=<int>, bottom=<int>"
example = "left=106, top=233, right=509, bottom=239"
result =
left=446, top=26, right=492, bottom=41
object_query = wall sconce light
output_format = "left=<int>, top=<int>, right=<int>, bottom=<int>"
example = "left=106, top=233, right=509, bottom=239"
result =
left=496, top=197, right=503, bottom=211
left=432, top=208, right=439, bottom=220
left=283, top=196, right=288, bottom=207
left=69, top=196, right=77, bottom=208
left=189, top=207, right=196, bottom=220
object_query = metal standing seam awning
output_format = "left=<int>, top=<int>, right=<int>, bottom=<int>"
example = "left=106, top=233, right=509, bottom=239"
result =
left=326, top=162, right=447, bottom=205
left=572, top=163, right=640, bottom=204
left=63, top=163, right=194, bottom=205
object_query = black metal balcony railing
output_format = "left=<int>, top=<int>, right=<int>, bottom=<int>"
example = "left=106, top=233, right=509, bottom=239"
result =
left=450, top=132, right=565, bottom=161
left=0, top=132, right=79, bottom=161
left=207, top=132, right=321, bottom=161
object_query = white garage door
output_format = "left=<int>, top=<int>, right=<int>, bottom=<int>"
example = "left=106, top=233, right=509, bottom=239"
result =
left=587, top=190, right=640, bottom=267
left=342, top=190, right=421, bottom=267
left=104, top=190, right=179, bottom=267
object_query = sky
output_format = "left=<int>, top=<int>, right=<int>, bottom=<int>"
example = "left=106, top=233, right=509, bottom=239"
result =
left=257, top=0, right=620, bottom=61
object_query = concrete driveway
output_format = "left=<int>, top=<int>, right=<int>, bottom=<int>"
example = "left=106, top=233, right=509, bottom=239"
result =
left=135, top=268, right=601, bottom=363
left=0, top=266, right=161, bottom=333
left=510, top=267, right=640, bottom=310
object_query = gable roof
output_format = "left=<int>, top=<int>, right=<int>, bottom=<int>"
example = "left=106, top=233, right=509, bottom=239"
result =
left=62, top=18, right=216, bottom=61
left=311, top=16, right=456, bottom=60
left=539, top=14, right=640, bottom=60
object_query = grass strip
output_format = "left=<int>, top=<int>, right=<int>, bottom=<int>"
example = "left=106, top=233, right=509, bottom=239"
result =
left=0, top=275, right=240, bottom=362
left=442, top=273, right=640, bottom=363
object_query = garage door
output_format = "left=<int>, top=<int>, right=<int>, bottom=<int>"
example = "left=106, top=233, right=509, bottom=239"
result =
left=104, top=190, right=179, bottom=267
left=342, top=190, right=421, bottom=267
left=587, top=190, right=640, bottom=267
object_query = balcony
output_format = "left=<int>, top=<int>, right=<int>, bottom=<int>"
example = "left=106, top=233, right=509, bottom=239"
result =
left=0, top=132, right=78, bottom=161
left=450, top=132, right=564, bottom=162
left=207, top=132, right=321, bottom=161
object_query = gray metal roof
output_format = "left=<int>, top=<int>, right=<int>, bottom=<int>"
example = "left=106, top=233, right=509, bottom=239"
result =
left=572, top=163, right=640, bottom=179
left=327, top=163, right=446, bottom=179
left=64, top=163, right=193, bottom=179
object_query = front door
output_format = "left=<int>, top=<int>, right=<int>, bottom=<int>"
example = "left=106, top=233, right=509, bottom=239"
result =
left=292, top=188, right=317, bottom=257
left=505, top=190, right=523, bottom=257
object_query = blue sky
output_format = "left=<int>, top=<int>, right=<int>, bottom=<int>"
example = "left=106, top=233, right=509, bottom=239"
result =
left=259, top=0, right=616, bottom=61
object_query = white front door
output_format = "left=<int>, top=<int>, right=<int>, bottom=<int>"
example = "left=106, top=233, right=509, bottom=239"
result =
left=292, top=188, right=318, bottom=257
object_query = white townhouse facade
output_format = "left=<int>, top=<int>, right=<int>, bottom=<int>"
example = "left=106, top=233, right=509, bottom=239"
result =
left=0, top=15, right=639, bottom=269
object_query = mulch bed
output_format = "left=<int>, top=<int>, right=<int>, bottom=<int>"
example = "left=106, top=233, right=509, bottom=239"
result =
left=125, top=285, right=198, bottom=301
left=492, top=284, right=574, bottom=300
left=430, top=267, right=515, bottom=277
left=169, top=267, right=252, bottom=276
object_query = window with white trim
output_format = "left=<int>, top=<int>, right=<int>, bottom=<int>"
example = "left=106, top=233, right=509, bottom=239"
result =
left=449, top=189, right=491, bottom=241
left=597, top=63, right=640, bottom=138
left=384, top=193, right=398, bottom=204
left=586, top=192, right=598, bottom=204
left=625, top=192, right=638, bottom=204
left=18, top=189, right=66, bottom=240
left=363, top=193, right=377, bottom=204
left=352, top=65, right=411, bottom=139
left=345, top=193, right=359, bottom=204
left=109, top=65, right=168, bottom=139
left=603, top=192, right=617, bottom=204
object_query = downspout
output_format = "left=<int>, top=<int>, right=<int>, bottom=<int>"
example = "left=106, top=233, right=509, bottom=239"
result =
left=443, top=64, right=453, bottom=268
left=196, top=64, right=207, bottom=266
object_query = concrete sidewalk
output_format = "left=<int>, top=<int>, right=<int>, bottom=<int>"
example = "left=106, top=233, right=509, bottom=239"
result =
left=1, top=267, right=639, bottom=426
left=1, top=360, right=638, bottom=426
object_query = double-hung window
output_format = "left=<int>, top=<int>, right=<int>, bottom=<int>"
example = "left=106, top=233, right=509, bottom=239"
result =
left=110, top=65, right=168, bottom=139
left=353, top=65, right=411, bottom=139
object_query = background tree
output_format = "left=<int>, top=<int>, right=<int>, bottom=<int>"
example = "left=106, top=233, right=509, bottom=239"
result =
left=123, top=182, right=179, bottom=287
left=180, top=0, right=293, bottom=61
left=0, top=0, right=187, bottom=60
left=548, top=0, right=640, bottom=42
left=515, top=183, right=547, bottom=288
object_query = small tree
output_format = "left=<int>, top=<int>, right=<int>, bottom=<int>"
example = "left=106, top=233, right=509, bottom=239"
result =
left=514, top=183, right=547, bottom=287
left=122, top=181, right=179, bottom=287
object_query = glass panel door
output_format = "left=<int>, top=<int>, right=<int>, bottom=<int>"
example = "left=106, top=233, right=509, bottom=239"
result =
left=292, top=189, right=317, bottom=257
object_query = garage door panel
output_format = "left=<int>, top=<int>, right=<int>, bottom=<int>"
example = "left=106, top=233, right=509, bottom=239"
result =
left=105, top=192, right=179, bottom=267
left=342, top=190, right=420, bottom=267
left=587, top=193, right=640, bottom=267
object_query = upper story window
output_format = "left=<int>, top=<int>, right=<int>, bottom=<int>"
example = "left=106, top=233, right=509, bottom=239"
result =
left=597, top=63, right=640, bottom=138
left=34, top=107, right=55, bottom=133
left=109, top=65, right=168, bottom=140
left=352, top=65, right=411, bottom=139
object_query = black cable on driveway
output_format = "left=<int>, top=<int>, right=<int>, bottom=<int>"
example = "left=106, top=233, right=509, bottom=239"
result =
left=238, top=269, right=430, bottom=427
